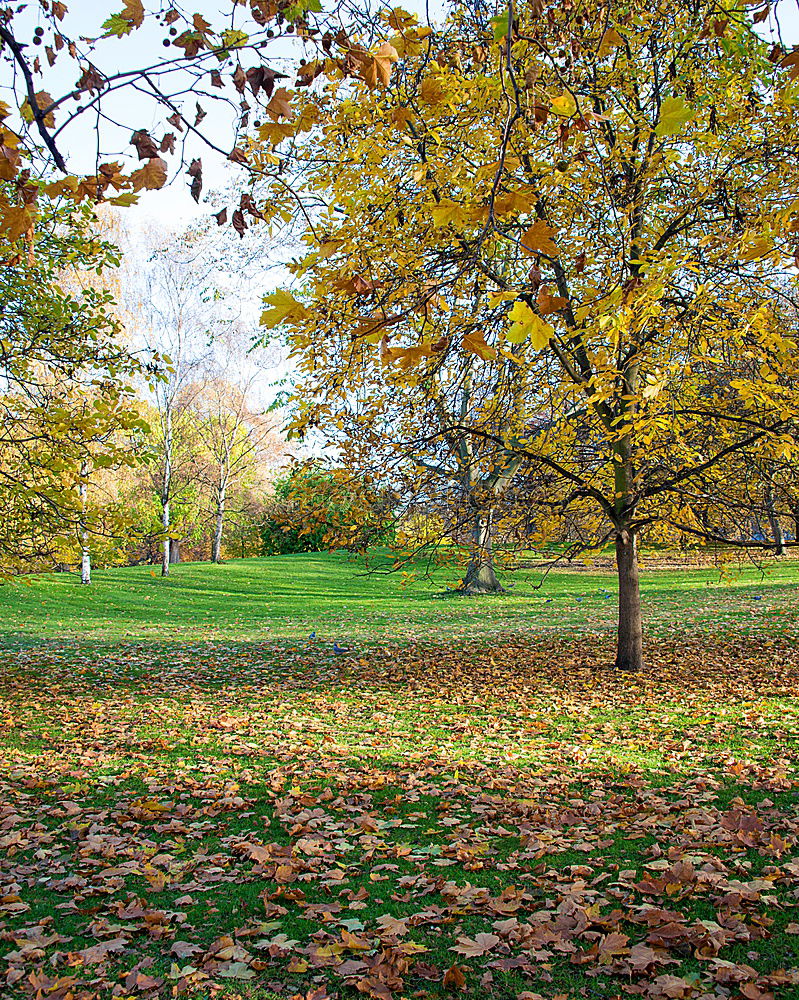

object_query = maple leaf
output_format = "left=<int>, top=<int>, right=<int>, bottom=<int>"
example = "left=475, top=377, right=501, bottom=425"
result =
left=431, top=201, right=468, bottom=228
left=186, top=158, right=202, bottom=203
left=77, top=936, right=127, bottom=964
left=130, top=129, right=159, bottom=160
left=235, top=840, right=272, bottom=862
left=450, top=931, right=500, bottom=957
left=20, top=92, right=55, bottom=129
left=373, top=43, right=400, bottom=87
left=261, top=289, right=310, bottom=327
left=265, top=88, right=294, bottom=121
left=122, top=0, right=145, bottom=28
left=102, top=14, right=131, bottom=37
left=598, top=26, right=625, bottom=58
left=221, top=28, right=249, bottom=50
left=655, top=97, right=696, bottom=137
left=598, top=930, right=630, bottom=964
left=550, top=91, right=577, bottom=116
left=537, top=285, right=567, bottom=314
left=443, top=964, right=467, bottom=989
left=461, top=332, right=497, bottom=360
left=129, top=157, right=167, bottom=191
left=341, top=929, right=373, bottom=951
left=171, top=940, right=203, bottom=959
left=217, top=961, right=256, bottom=979
left=520, top=219, right=560, bottom=256
left=506, top=301, right=555, bottom=350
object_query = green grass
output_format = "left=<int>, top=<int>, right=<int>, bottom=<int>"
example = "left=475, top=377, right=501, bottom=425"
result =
left=0, top=551, right=798, bottom=999
left=1, top=547, right=797, bottom=646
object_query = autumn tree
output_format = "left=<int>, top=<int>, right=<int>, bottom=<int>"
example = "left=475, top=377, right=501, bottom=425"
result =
left=276, top=301, right=531, bottom=591
left=252, top=0, right=799, bottom=670
left=0, top=194, right=146, bottom=573
left=190, top=368, right=285, bottom=563
left=119, top=235, right=222, bottom=575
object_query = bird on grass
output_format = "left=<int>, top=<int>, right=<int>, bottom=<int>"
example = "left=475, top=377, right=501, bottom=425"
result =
left=333, top=641, right=351, bottom=655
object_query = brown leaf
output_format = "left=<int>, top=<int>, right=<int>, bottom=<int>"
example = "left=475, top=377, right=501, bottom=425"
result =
left=187, top=158, right=202, bottom=203
left=265, top=88, right=293, bottom=121
left=521, top=219, right=560, bottom=257
left=443, top=964, right=466, bottom=990
left=232, top=209, right=247, bottom=237
left=130, top=129, right=159, bottom=160
left=450, top=932, right=500, bottom=957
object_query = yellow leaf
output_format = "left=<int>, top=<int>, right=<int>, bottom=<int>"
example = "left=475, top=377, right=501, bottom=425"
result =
left=0, top=203, right=34, bottom=241
left=108, top=192, right=140, bottom=207
left=598, top=27, right=624, bottom=59
left=550, top=92, right=577, bottom=117
left=488, top=291, right=518, bottom=307
left=20, top=92, right=55, bottom=128
left=420, top=75, right=446, bottom=104
left=655, top=96, right=695, bottom=137
left=506, top=301, right=555, bottom=350
left=431, top=200, right=468, bottom=228
left=261, top=289, right=309, bottom=327
left=740, top=235, right=775, bottom=262
left=521, top=219, right=559, bottom=256
left=130, top=157, right=167, bottom=191
left=373, top=43, right=399, bottom=87
left=462, top=332, right=496, bottom=360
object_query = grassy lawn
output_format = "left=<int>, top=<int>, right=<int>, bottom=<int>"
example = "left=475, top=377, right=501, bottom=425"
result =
left=0, top=552, right=798, bottom=1000
left=2, top=547, right=799, bottom=646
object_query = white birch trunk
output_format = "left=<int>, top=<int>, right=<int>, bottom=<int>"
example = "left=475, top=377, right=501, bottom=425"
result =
left=79, top=465, right=91, bottom=585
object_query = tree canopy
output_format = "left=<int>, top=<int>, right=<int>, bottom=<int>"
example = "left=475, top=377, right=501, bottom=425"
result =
left=254, top=0, right=799, bottom=668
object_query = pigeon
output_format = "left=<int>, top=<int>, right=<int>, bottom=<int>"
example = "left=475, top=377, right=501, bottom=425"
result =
left=308, top=631, right=316, bottom=640
left=333, top=641, right=351, bottom=655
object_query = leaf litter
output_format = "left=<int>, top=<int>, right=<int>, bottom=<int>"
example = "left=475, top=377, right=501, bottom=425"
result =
left=0, top=635, right=797, bottom=1000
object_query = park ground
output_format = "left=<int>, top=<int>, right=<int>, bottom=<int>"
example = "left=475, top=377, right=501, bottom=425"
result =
left=0, top=551, right=798, bottom=1000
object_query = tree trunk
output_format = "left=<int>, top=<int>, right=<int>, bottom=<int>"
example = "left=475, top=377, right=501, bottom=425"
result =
left=161, top=497, right=170, bottom=577
left=161, top=405, right=172, bottom=577
left=615, top=528, right=643, bottom=671
left=79, top=468, right=90, bottom=585
left=212, top=482, right=226, bottom=563
left=169, top=538, right=181, bottom=564
left=765, top=485, right=786, bottom=556
left=461, top=508, right=504, bottom=594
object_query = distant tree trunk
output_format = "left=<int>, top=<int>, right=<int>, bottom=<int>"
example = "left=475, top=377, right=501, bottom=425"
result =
left=212, top=477, right=227, bottom=563
left=169, top=538, right=181, bottom=564
left=79, top=462, right=90, bottom=585
left=161, top=497, right=171, bottom=576
left=615, top=527, right=643, bottom=671
left=765, top=484, right=786, bottom=556
left=161, top=406, right=172, bottom=577
left=461, top=508, right=504, bottom=594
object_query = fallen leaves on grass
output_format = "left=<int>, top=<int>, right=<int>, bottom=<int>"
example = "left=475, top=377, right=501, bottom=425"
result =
left=0, top=637, right=797, bottom=999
